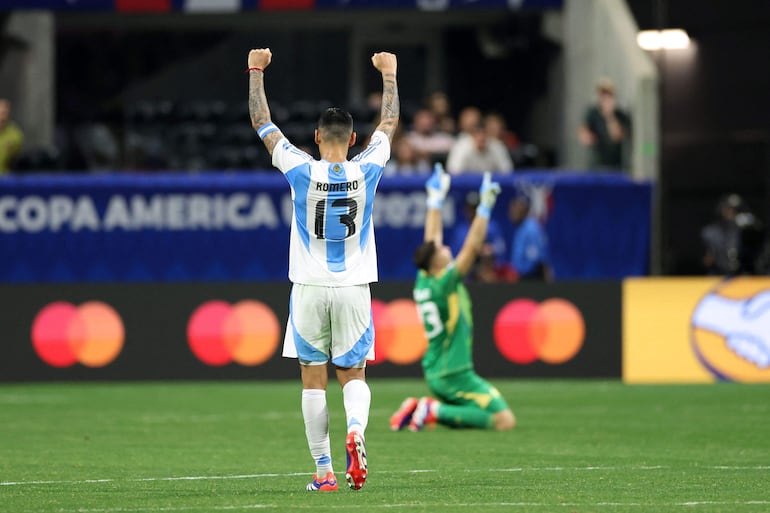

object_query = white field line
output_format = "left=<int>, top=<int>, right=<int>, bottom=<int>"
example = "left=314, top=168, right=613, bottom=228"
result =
left=1, top=465, right=768, bottom=487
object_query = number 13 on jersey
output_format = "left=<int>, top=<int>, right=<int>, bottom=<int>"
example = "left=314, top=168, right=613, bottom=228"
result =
left=314, top=198, right=358, bottom=240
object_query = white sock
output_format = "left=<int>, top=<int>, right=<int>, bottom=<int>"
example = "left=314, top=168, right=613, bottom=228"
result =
left=342, top=379, right=371, bottom=437
left=301, top=389, right=333, bottom=476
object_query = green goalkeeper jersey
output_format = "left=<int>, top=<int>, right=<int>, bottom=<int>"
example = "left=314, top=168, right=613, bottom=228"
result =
left=413, top=263, right=474, bottom=380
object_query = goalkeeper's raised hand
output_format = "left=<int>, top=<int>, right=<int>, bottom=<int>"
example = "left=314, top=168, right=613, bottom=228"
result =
left=425, top=163, right=451, bottom=210
left=476, top=172, right=501, bottom=219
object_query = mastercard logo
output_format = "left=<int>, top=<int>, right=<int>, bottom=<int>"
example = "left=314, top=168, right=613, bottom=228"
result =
left=690, top=277, right=770, bottom=382
left=493, top=298, right=585, bottom=364
left=370, top=299, right=428, bottom=366
left=187, top=300, right=280, bottom=366
left=31, top=301, right=125, bottom=368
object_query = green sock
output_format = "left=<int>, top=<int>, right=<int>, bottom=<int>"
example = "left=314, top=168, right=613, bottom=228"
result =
left=436, top=403, right=495, bottom=429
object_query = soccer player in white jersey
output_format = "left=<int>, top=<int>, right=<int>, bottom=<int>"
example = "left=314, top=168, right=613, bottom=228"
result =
left=247, top=48, right=399, bottom=492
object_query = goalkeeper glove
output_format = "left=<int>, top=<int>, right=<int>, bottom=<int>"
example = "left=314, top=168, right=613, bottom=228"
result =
left=476, top=172, right=501, bottom=219
left=425, top=163, right=451, bottom=210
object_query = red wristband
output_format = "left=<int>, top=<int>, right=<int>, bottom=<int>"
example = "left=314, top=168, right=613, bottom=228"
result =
left=246, top=67, right=264, bottom=73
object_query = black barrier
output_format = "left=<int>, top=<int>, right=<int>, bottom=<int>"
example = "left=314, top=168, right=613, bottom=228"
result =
left=370, top=282, right=621, bottom=379
left=0, top=281, right=620, bottom=382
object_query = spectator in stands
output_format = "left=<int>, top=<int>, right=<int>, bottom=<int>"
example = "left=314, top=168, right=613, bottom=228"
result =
left=0, top=98, right=24, bottom=174
left=446, top=124, right=513, bottom=175
left=701, top=194, right=741, bottom=275
left=484, top=112, right=519, bottom=154
left=509, top=195, right=553, bottom=281
left=475, top=244, right=518, bottom=283
left=577, top=78, right=632, bottom=171
left=456, top=106, right=482, bottom=137
left=75, top=123, right=120, bottom=172
left=384, top=136, right=431, bottom=176
left=425, top=91, right=456, bottom=135
left=406, top=109, right=455, bottom=166
left=700, top=193, right=768, bottom=276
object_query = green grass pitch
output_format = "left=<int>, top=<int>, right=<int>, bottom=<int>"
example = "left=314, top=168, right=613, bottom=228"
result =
left=1, top=379, right=769, bottom=513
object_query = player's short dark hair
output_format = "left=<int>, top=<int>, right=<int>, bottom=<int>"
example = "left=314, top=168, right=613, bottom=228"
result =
left=318, top=107, right=353, bottom=143
left=413, top=240, right=437, bottom=272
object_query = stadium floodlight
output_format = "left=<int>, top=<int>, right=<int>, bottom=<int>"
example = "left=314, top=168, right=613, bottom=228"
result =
left=661, top=29, right=691, bottom=49
left=637, top=29, right=691, bottom=51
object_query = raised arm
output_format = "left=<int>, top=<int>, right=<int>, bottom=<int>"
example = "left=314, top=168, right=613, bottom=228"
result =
left=370, top=52, right=399, bottom=142
left=455, top=173, right=501, bottom=276
left=424, top=163, right=451, bottom=244
left=248, top=48, right=284, bottom=156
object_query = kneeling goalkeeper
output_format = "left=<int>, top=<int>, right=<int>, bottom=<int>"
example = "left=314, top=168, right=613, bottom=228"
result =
left=391, top=165, right=516, bottom=432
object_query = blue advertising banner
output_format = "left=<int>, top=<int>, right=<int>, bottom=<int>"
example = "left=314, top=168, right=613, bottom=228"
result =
left=0, top=171, right=650, bottom=283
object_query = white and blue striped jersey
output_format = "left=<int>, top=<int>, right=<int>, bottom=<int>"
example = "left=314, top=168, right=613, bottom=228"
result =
left=273, top=130, right=391, bottom=286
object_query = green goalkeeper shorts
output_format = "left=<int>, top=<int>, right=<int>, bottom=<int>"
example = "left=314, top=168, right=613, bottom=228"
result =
left=426, top=370, right=510, bottom=414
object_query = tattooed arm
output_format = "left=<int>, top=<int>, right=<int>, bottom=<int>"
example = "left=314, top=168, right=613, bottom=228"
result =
left=247, top=48, right=284, bottom=156
left=370, top=52, right=399, bottom=142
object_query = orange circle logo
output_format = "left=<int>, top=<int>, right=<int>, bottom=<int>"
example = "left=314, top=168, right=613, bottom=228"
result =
left=31, top=301, right=125, bottom=368
left=187, top=300, right=280, bottom=366
left=690, top=277, right=770, bottom=382
left=493, top=298, right=585, bottom=364
left=370, top=299, right=428, bottom=365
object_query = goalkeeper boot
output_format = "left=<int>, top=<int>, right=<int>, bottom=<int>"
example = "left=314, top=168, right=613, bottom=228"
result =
left=408, top=396, right=438, bottom=432
left=389, top=397, right=419, bottom=431
left=306, top=472, right=338, bottom=492
left=345, top=431, right=368, bottom=490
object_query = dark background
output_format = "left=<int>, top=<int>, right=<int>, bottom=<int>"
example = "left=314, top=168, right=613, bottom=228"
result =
left=627, top=0, right=770, bottom=275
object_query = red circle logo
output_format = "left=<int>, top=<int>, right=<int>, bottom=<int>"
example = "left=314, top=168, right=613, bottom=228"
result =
left=493, top=298, right=585, bottom=364
left=370, top=298, right=428, bottom=366
left=31, top=301, right=125, bottom=368
left=187, top=300, right=280, bottom=366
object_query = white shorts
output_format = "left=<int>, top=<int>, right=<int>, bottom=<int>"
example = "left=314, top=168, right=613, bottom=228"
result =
left=282, top=283, right=375, bottom=368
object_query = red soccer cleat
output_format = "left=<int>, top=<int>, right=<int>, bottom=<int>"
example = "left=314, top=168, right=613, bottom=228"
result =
left=306, top=471, right=338, bottom=491
left=408, top=396, right=438, bottom=432
left=390, top=396, right=419, bottom=431
left=345, top=431, right=368, bottom=490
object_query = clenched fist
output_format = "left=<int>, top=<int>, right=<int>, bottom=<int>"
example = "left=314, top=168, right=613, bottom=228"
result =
left=371, top=52, right=397, bottom=75
left=248, top=48, right=272, bottom=70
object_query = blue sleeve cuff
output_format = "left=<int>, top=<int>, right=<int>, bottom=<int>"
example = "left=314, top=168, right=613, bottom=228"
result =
left=257, top=122, right=279, bottom=140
